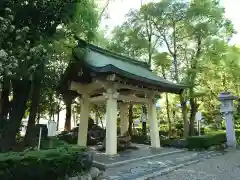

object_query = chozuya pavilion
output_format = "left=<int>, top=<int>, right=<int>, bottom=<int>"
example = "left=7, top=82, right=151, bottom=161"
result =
left=60, top=38, right=186, bottom=155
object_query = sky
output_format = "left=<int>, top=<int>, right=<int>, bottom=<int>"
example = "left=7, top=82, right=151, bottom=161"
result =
left=101, top=0, right=240, bottom=45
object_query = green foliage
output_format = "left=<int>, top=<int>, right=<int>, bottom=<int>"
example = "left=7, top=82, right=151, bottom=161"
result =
left=186, top=130, right=240, bottom=150
left=161, top=139, right=186, bottom=148
left=131, top=135, right=150, bottom=145
left=0, top=145, right=87, bottom=180
left=186, top=133, right=226, bottom=150
left=40, top=137, right=69, bottom=150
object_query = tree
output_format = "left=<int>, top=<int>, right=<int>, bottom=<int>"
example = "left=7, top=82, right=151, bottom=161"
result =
left=0, top=0, right=99, bottom=151
left=153, top=52, right=172, bottom=136
left=138, top=0, right=234, bottom=136
left=107, top=22, right=150, bottom=135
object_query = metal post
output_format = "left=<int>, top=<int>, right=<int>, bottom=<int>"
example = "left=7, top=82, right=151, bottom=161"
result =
left=198, top=120, right=201, bottom=136
left=37, top=127, right=42, bottom=150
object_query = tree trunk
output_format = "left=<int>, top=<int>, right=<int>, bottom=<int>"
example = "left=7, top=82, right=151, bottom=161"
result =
left=180, top=94, right=189, bottom=138
left=188, top=36, right=201, bottom=136
left=56, top=104, right=60, bottom=130
left=36, top=109, right=40, bottom=124
left=95, top=111, right=99, bottom=126
left=100, top=118, right=104, bottom=128
left=24, top=80, right=41, bottom=147
left=128, top=104, right=133, bottom=136
left=165, top=93, right=172, bottom=137
left=189, top=94, right=197, bottom=136
left=0, top=79, right=31, bottom=152
left=141, top=105, right=147, bottom=136
left=72, top=108, right=76, bottom=127
left=64, top=98, right=72, bottom=131
left=0, top=76, right=10, bottom=130
left=161, top=67, right=172, bottom=137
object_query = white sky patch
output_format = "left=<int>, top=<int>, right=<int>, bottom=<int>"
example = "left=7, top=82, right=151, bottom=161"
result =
left=100, top=0, right=240, bottom=45
left=222, top=0, right=240, bottom=44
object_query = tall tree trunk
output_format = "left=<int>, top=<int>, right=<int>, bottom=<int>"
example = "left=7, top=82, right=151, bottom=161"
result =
left=0, top=79, right=31, bottom=152
left=141, top=105, right=147, bottom=136
left=63, top=94, right=73, bottom=131
left=72, top=108, right=76, bottom=127
left=161, top=67, right=172, bottom=137
left=189, top=94, right=197, bottom=136
left=172, top=22, right=189, bottom=138
left=165, top=93, right=172, bottom=137
left=95, top=111, right=99, bottom=126
left=180, top=94, right=189, bottom=137
left=100, top=118, right=104, bottom=128
left=56, top=104, right=60, bottom=130
left=48, top=93, right=54, bottom=121
left=24, top=79, right=41, bottom=147
left=0, top=76, right=10, bottom=129
left=0, top=78, right=10, bottom=138
left=36, top=109, right=40, bottom=124
left=128, top=104, right=133, bottom=136
left=189, top=36, right=202, bottom=136
left=65, top=101, right=71, bottom=131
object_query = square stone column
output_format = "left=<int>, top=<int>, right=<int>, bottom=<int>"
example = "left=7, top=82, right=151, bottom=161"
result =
left=218, top=92, right=238, bottom=148
left=119, top=103, right=128, bottom=135
left=148, top=99, right=160, bottom=148
left=105, top=89, right=119, bottom=155
left=78, top=94, right=90, bottom=146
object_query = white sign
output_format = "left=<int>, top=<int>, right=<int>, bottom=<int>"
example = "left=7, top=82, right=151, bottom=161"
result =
left=48, top=120, right=57, bottom=137
left=141, top=113, right=147, bottom=123
left=195, top=111, right=202, bottom=121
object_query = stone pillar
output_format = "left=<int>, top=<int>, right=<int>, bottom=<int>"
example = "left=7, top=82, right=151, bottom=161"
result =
left=218, top=92, right=238, bottom=148
left=148, top=99, right=160, bottom=148
left=105, top=89, right=118, bottom=155
left=78, top=94, right=90, bottom=146
left=120, top=103, right=128, bottom=135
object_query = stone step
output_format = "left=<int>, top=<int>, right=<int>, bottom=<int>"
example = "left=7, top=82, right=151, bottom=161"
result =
left=102, top=150, right=223, bottom=180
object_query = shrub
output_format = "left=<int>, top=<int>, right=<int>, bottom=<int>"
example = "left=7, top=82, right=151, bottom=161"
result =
left=35, top=124, right=48, bottom=139
left=186, top=133, right=226, bottom=150
left=131, top=135, right=150, bottom=145
left=0, top=145, right=91, bottom=180
left=161, top=139, right=186, bottom=148
left=40, top=137, right=69, bottom=149
left=159, top=131, right=169, bottom=137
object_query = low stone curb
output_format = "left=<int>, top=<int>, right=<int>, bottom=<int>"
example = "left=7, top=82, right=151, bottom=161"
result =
left=134, top=151, right=223, bottom=180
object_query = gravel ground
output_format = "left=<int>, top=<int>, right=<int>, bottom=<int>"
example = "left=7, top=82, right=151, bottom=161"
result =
left=153, top=150, right=240, bottom=180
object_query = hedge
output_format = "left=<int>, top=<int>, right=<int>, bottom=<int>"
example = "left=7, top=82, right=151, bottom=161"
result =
left=186, top=133, right=226, bottom=150
left=131, top=135, right=150, bottom=145
left=131, top=135, right=187, bottom=148
left=0, top=145, right=92, bottom=180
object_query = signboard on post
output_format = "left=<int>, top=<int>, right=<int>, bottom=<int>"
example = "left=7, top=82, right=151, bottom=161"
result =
left=48, top=120, right=57, bottom=137
left=195, top=111, right=202, bottom=136
left=195, top=111, right=202, bottom=121
left=48, top=120, right=57, bottom=149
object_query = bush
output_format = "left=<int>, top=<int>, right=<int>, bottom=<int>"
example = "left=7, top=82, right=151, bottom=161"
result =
left=186, top=133, right=226, bottom=150
left=131, top=135, right=150, bottom=145
left=35, top=124, right=48, bottom=139
left=0, top=145, right=91, bottom=180
left=40, top=137, right=69, bottom=149
left=161, top=139, right=186, bottom=148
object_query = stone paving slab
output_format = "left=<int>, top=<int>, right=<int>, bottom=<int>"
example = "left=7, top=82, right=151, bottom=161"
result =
left=102, top=150, right=221, bottom=180
left=91, top=144, right=185, bottom=168
left=152, top=150, right=240, bottom=180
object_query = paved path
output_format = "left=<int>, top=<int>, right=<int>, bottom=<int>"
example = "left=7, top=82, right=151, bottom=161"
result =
left=102, top=150, right=222, bottom=180
left=152, top=150, right=240, bottom=180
